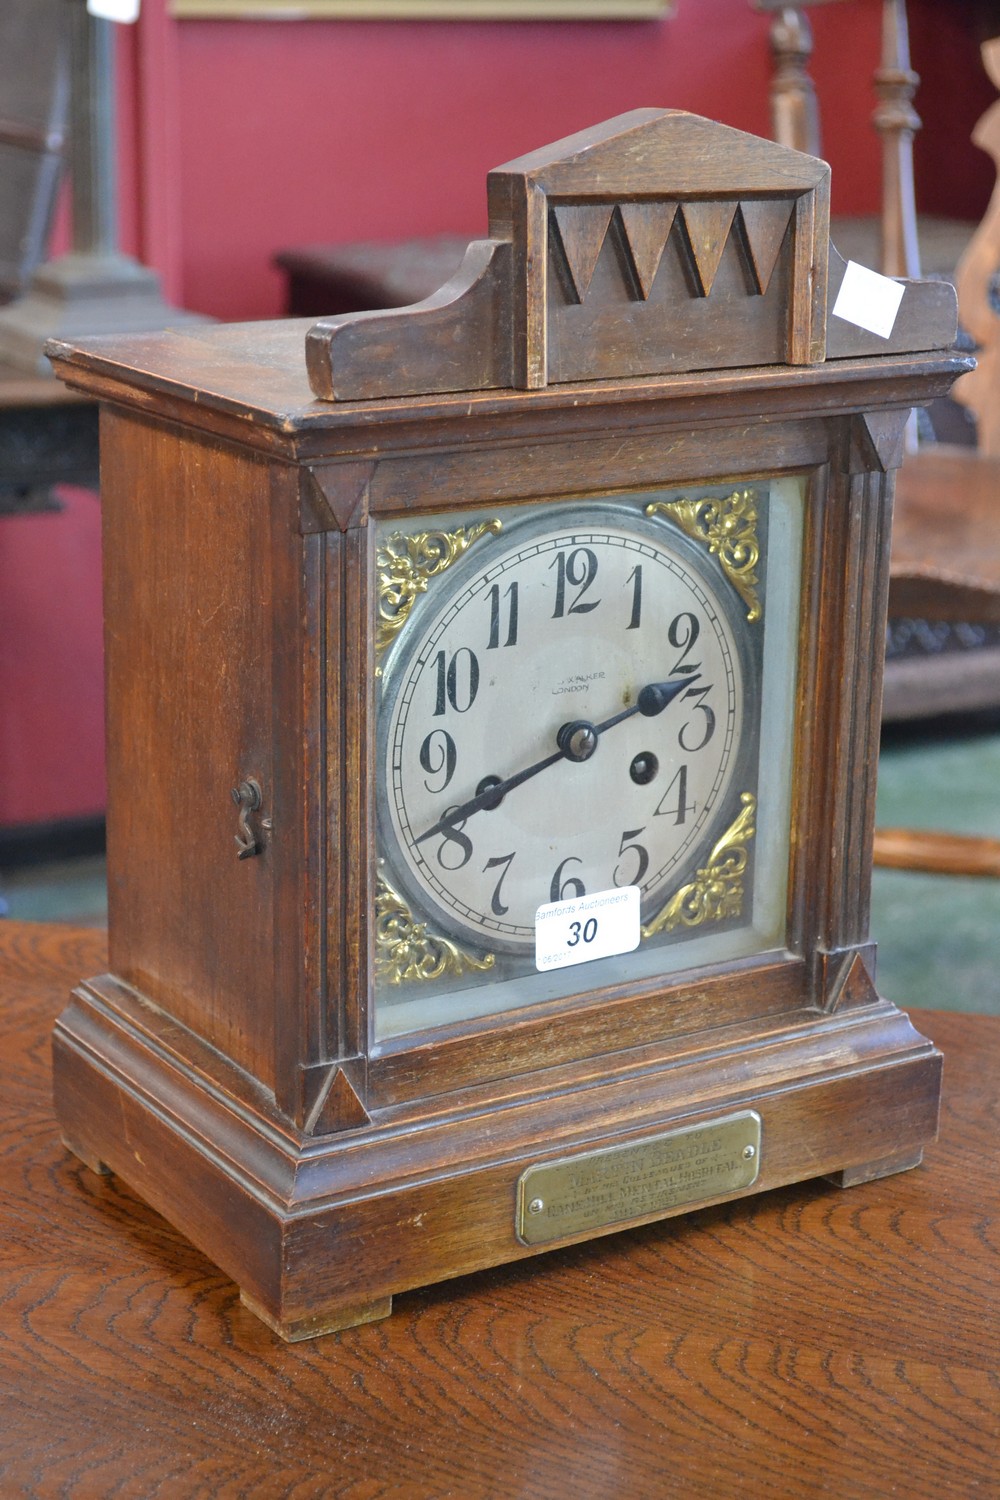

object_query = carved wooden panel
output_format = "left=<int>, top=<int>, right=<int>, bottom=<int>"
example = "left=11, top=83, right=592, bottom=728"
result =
left=545, top=195, right=798, bottom=383
left=489, top=108, right=831, bottom=388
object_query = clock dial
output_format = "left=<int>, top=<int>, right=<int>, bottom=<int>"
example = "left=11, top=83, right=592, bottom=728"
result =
left=377, top=500, right=749, bottom=958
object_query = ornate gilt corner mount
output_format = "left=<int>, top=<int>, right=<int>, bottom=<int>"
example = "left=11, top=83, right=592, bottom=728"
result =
left=375, top=520, right=502, bottom=670
left=374, top=875, right=495, bottom=985
left=642, top=792, right=756, bottom=939
left=646, top=489, right=762, bottom=622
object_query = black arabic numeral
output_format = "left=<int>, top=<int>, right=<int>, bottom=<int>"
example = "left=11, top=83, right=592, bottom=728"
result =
left=654, top=765, right=697, bottom=825
left=432, top=647, right=480, bottom=716
left=550, top=856, right=586, bottom=903
left=418, top=729, right=457, bottom=793
left=667, top=610, right=701, bottom=676
left=625, top=564, right=642, bottom=630
left=483, top=851, right=516, bottom=916
left=486, top=580, right=519, bottom=649
left=678, top=683, right=716, bottom=752
left=550, top=548, right=600, bottom=618
left=435, top=809, right=474, bottom=871
left=614, top=827, right=650, bottom=886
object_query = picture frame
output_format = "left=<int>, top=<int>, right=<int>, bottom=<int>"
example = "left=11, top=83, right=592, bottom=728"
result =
left=170, top=0, right=674, bottom=21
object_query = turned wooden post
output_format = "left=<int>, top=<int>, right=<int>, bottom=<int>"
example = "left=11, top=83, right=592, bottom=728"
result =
left=761, top=5, right=823, bottom=157
left=874, top=0, right=922, bottom=281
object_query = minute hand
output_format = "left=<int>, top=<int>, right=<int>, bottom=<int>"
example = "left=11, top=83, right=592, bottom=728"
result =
left=413, top=674, right=699, bottom=848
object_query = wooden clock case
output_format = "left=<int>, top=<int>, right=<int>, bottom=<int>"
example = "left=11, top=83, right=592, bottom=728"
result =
left=48, top=112, right=966, bottom=1339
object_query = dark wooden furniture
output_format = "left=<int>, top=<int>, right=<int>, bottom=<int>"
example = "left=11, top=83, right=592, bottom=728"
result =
left=277, top=233, right=470, bottom=318
left=873, top=443, right=1000, bottom=875
left=0, top=362, right=98, bottom=516
left=890, top=445, right=1000, bottom=629
left=47, top=110, right=964, bottom=1341
left=2, top=919, right=997, bottom=1497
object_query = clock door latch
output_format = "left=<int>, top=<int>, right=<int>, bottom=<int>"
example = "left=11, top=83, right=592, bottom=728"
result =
left=231, top=778, right=267, bottom=859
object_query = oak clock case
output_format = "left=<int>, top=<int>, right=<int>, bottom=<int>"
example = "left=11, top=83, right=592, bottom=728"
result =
left=373, top=480, right=804, bottom=1039
left=46, top=110, right=961, bottom=1340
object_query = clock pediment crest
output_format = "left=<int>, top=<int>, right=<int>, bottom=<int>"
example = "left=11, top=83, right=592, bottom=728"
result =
left=307, top=109, right=831, bottom=399
left=305, top=108, right=957, bottom=404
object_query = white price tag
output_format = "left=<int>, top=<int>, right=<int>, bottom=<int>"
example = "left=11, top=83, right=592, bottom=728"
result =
left=87, top=0, right=140, bottom=21
left=535, top=885, right=640, bottom=973
left=831, top=260, right=905, bottom=340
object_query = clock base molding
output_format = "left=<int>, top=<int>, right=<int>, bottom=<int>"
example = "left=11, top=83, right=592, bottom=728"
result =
left=53, top=976, right=941, bottom=1341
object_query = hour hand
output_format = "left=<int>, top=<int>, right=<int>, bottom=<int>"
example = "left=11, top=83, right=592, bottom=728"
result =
left=593, top=673, right=699, bottom=735
left=637, top=675, right=700, bottom=716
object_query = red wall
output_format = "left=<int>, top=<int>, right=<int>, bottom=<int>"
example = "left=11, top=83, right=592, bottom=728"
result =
left=146, top=0, right=995, bottom=322
left=0, top=489, right=105, bottom=828
left=160, top=0, right=885, bottom=319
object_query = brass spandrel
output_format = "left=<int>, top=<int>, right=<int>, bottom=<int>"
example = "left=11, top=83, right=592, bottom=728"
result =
left=516, top=1112, right=761, bottom=1246
left=645, top=488, right=762, bottom=622
left=374, top=874, right=495, bottom=985
left=375, top=519, right=502, bottom=669
left=642, top=791, right=756, bottom=939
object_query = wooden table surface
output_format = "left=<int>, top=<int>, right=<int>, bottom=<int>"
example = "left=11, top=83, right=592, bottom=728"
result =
left=2, top=922, right=997, bottom=1498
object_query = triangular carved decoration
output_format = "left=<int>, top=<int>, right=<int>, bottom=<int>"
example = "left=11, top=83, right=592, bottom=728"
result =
left=850, top=409, right=910, bottom=474
left=302, top=460, right=373, bottom=533
left=617, top=202, right=678, bottom=299
left=739, top=199, right=793, bottom=295
left=302, top=1062, right=370, bottom=1136
left=551, top=203, right=615, bottom=302
left=830, top=951, right=881, bottom=1013
left=679, top=200, right=739, bottom=296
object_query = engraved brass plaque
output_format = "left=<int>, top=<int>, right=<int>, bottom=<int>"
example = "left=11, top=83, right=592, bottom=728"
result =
left=515, top=1111, right=762, bottom=1246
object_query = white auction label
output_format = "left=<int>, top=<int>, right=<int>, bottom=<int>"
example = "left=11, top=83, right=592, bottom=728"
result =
left=87, top=0, right=140, bottom=21
left=831, top=260, right=905, bottom=339
left=535, top=885, right=640, bottom=972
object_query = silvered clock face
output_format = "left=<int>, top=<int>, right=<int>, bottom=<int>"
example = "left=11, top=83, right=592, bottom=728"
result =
left=376, top=497, right=752, bottom=961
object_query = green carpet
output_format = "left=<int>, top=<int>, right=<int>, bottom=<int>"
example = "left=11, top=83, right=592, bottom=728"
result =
left=0, top=854, right=108, bottom=927
left=873, top=717, right=1000, bottom=1014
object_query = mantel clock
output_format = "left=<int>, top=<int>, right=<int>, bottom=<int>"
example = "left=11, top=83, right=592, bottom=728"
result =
left=48, top=111, right=966, bottom=1339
